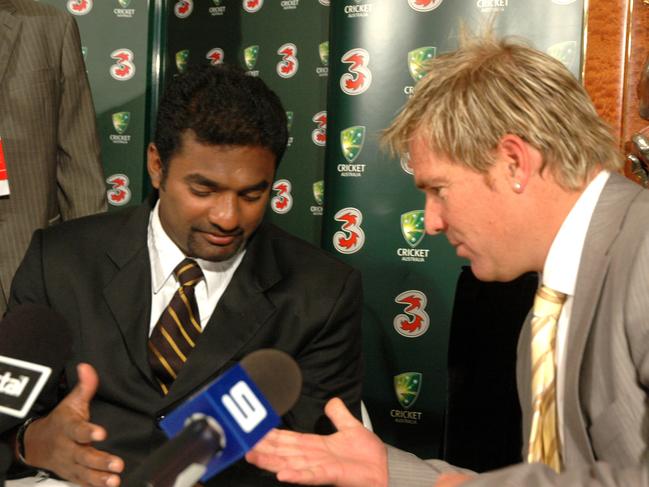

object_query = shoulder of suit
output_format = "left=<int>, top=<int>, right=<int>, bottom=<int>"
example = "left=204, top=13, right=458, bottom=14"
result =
left=9, top=0, right=68, bottom=19
left=42, top=205, right=146, bottom=241
left=259, top=222, right=358, bottom=274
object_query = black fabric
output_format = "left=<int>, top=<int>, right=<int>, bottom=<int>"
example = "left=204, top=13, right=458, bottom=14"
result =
left=443, top=266, right=537, bottom=472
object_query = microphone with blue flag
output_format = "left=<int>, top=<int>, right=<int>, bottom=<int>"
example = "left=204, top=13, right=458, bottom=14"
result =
left=124, top=349, right=302, bottom=487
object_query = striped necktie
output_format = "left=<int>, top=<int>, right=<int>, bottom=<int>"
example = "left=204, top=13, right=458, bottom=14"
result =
left=527, top=285, right=566, bottom=472
left=148, top=258, right=204, bottom=395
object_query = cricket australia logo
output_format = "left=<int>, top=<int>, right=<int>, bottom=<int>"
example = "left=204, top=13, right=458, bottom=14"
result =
left=338, top=126, right=366, bottom=177
left=393, top=290, right=430, bottom=338
left=210, top=0, right=227, bottom=15
left=397, top=210, right=429, bottom=262
left=106, top=174, right=131, bottom=207
left=206, top=48, right=224, bottom=65
left=333, top=208, right=365, bottom=254
left=311, top=180, right=324, bottom=216
left=408, top=0, right=443, bottom=12
left=317, top=42, right=329, bottom=77
left=67, top=0, right=93, bottom=15
left=114, top=0, right=135, bottom=17
left=244, top=45, right=259, bottom=70
left=311, top=111, right=327, bottom=147
left=277, top=43, right=299, bottom=78
left=109, top=49, right=136, bottom=81
left=286, top=111, right=294, bottom=147
left=341, top=126, right=365, bottom=163
left=340, top=48, right=372, bottom=96
left=243, top=0, right=264, bottom=13
left=176, top=50, right=189, bottom=73
left=271, top=179, right=293, bottom=214
left=174, top=0, right=193, bottom=17
left=408, top=47, right=436, bottom=82
left=547, top=41, right=577, bottom=72
left=394, top=372, right=422, bottom=409
left=110, top=112, right=131, bottom=144
left=401, top=210, right=425, bottom=247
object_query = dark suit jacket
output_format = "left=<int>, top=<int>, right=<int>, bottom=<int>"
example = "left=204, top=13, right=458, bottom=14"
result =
left=387, top=174, right=649, bottom=486
left=0, top=0, right=106, bottom=315
left=6, top=202, right=364, bottom=486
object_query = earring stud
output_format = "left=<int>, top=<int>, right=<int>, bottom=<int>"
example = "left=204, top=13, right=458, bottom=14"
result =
left=513, top=182, right=522, bottom=192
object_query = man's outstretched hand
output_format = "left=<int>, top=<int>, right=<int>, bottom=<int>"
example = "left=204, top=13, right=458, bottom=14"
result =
left=22, top=363, right=124, bottom=486
left=246, top=397, right=388, bottom=487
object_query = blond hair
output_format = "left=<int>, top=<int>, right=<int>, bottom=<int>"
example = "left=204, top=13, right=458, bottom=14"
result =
left=382, top=34, right=621, bottom=190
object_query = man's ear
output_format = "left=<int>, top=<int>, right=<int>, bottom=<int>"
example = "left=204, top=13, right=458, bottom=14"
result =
left=147, top=143, right=164, bottom=190
left=496, top=134, right=539, bottom=193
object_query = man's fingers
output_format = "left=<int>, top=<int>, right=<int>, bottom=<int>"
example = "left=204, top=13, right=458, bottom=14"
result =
left=66, top=418, right=107, bottom=443
left=324, top=397, right=360, bottom=431
left=67, top=467, right=121, bottom=487
left=74, top=447, right=124, bottom=474
left=277, top=465, right=331, bottom=486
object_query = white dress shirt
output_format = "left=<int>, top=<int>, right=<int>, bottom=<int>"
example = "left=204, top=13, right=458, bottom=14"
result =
left=146, top=202, right=245, bottom=336
left=541, top=169, right=610, bottom=449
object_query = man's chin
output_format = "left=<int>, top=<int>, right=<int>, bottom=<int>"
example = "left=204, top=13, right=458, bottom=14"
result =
left=189, top=241, right=243, bottom=263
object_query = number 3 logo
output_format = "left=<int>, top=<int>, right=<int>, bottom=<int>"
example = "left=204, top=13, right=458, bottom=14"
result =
left=393, top=290, right=430, bottom=338
left=106, top=174, right=131, bottom=207
left=332, top=207, right=365, bottom=254
left=109, top=49, right=136, bottom=81
left=277, top=43, right=299, bottom=78
left=271, top=179, right=293, bottom=214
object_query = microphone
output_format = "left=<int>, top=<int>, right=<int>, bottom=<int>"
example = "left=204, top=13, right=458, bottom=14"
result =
left=0, top=443, right=11, bottom=486
left=0, top=304, right=71, bottom=429
left=124, top=349, right=301, bottom=487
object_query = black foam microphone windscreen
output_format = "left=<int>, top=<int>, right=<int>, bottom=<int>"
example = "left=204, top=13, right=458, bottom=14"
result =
left=240, top=348, right=302, bottom=415
left=0, top=304, right=71, bottom=429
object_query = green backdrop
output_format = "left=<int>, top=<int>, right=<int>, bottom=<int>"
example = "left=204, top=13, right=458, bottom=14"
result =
left=42, top=0, right=585, bottom=459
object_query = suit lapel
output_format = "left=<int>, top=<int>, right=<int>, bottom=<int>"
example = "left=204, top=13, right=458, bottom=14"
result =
left=103, top=204, right=155, bottom=386
left=563, top=173, right=642, bottom=463
left=0, top=0, right=19, bottom=87
left=163, top=223, right=282, bottom=406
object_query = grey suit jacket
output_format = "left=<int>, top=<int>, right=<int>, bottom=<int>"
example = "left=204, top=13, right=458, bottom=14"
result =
left=387, top=173, right=649, bottom=486
left=0, top=0, right=106, bottom=315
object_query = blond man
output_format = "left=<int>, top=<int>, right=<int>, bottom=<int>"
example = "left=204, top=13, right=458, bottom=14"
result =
left=246, top=34, right=649, bottom=487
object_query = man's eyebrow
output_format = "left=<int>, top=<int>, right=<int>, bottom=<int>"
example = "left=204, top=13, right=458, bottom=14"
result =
left=183, top=174, right=270, bottom=192
left=184, top=173, right=220, bottom=189
left=240, top=180, right=270, bottom=192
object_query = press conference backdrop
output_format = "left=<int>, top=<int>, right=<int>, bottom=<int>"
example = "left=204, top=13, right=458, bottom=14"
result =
left=41, top=0, right=585, bottom=459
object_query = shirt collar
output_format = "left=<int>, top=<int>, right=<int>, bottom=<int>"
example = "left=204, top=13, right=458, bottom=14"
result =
left=147, top=201, right=246, bottom=294
left=542, top=170, right=610, bottom=296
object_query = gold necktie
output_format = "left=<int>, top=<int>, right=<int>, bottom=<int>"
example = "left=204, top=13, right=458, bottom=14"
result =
left=148, top=259, right=204, bottom=395
left=527, top=285, right=566, bottom=472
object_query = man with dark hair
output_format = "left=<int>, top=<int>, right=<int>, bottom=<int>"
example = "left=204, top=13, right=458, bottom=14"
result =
left=3, top=64, right=363, bottom=487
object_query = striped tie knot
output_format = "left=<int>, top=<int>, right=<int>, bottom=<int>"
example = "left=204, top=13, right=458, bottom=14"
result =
left=174, top=258, right=203, bottom=288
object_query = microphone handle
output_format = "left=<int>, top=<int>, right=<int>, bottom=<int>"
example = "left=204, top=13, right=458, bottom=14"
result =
left=124, top=418, right=223, bottom=487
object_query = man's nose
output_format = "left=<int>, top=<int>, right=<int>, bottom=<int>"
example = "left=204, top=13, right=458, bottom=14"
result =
left=424, top=199, right=445, bottom=235
left=207, top=193, right=239, bottom=231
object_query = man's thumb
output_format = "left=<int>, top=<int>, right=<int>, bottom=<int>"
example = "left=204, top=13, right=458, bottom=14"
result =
left=325, top=397, right=361, bottom=431
left=67, top=362, right=99, bottom=406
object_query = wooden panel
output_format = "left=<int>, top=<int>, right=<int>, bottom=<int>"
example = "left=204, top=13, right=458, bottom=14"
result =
left=583, top=0, right=629, bottom=140
left=621, top=1, right=649, bottom=142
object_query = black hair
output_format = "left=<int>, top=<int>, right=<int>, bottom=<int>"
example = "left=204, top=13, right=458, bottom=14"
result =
left=154, top=63, right=288, bottom=170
